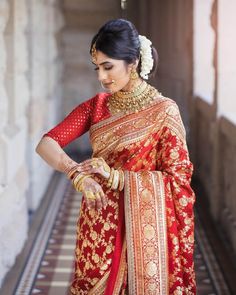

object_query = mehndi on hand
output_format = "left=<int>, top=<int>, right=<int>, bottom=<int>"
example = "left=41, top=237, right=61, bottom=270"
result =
left=79, top=157, right=125, bottom=191
left=72, top=172, right=107, bottom=210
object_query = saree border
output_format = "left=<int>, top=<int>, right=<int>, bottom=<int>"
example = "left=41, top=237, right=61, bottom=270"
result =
left=90, top=98, right=185, bottom=159
left=112, top=238, right=127, bottom=294
left=88, top=270, right=110, bottom=295
left=90, top=96, right=166, bottom=133
left=124, top=171, right=169, bottom=295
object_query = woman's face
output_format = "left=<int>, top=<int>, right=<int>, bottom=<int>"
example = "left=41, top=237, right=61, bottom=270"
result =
left=92, top=50, right=134, bottom=93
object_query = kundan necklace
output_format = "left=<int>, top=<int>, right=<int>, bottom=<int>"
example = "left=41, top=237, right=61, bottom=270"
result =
left=107, top=81, right=160, bottom=115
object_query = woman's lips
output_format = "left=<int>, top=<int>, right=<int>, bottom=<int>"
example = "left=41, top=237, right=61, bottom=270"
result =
left=103, top=82, right=113, bottom=87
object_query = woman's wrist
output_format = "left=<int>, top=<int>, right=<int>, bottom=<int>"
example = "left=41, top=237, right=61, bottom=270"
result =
left=72, top=172, right=91, bottom=192
left=65, top=162, right=88, bottom=180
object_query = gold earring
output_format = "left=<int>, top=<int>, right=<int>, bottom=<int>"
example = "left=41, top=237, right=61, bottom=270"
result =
left=130, top=69, right=139, bottom=80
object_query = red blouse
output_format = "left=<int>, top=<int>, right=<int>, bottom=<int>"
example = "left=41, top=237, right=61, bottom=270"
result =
left=44, top=93, right=111, bottom=147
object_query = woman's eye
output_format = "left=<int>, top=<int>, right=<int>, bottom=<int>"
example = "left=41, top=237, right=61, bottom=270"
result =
left=105, top=66, right=113, bottom=71
left=93, top=65, right=113, bottom=71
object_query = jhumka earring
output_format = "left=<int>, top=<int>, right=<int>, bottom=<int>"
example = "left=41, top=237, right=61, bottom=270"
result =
left=91, top=42, right=97, bottom=63
left=130, top=68, right=139, bottom=80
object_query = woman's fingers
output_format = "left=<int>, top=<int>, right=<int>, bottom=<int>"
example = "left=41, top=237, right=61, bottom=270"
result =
left=85, top=190, right=107, bottom=211
left=94, top=192, right=102, bottom=210
left=82, top=177, right=108, bottom=210
left=96, top=188, right=107, bottom=207
left=78, top=158, right=110, bottom=179
left=84, top=191, right=96, bottom=210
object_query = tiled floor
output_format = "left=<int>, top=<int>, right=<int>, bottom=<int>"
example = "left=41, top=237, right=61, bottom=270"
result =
left=1, top=173, right=235, bottom=295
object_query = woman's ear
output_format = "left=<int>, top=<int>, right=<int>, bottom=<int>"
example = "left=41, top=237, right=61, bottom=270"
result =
left=134, top=59, right=139, bottom=69
left=129, top=59, right=139, bottom=71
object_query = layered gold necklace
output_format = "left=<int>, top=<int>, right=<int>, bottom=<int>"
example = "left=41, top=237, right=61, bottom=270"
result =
left=107, top=81, right=160, bottom=115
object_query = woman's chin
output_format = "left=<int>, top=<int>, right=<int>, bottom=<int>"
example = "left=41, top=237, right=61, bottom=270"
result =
left=101, top=84, right=114, bottom=93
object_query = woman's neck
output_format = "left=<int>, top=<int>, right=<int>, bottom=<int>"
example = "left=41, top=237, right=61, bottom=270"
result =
left=121, top=78, right=143, bottom=92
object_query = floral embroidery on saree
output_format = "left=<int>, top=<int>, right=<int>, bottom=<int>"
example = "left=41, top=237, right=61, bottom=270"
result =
left=71, top=97, right=196, bottom=294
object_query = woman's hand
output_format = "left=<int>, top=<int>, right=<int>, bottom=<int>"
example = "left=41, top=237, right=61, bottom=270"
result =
left=79, top=176, right=108, bottom=210
left=79, top=157, right=111, bottom=179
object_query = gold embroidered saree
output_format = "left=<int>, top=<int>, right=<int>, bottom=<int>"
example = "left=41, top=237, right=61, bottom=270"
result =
left=70, top=96, right=196, bottom=295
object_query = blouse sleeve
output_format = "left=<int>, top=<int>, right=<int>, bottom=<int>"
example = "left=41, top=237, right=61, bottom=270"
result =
left=44, top=98, right=93, bottom=148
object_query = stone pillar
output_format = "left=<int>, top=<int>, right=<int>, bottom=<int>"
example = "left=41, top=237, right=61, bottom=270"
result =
left=217, top=0, right=236, bottom=251
left=0, top=0, right=29, bottom=286
left=192, top=0, right=217, bottom=209
left=0, top=0, right=65, bottom=286
left=193, top=0, right=236, bottom=252
left=26, top=0, right=65, bottom=210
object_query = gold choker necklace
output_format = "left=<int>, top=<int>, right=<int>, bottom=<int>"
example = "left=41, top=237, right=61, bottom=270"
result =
left=107, top=81, right=159, bottom=115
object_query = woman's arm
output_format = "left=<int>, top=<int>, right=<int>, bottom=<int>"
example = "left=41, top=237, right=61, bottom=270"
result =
left=35, top=97, right=95, bottom=172
left=35, top=136, right=79, bottom=173
left=36, top=136, right=108, bottom=210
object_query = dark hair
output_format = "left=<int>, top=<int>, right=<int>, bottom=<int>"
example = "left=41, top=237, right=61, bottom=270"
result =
left=90, top=19, right=158, bottom=79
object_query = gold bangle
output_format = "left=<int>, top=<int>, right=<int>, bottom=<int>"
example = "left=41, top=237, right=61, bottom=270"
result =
left=67, top=165, right=80, bottom=179
left=118, top=169, right=125, bottom=191
left=107, top=168, right=114, bottom=187
left=72, top=172, right=86, bottom=187
left=111, top=169, right=119, bottom=190
left=75, top=175, right=91, bottom=192
left=73, top=174, right=90, bottom=192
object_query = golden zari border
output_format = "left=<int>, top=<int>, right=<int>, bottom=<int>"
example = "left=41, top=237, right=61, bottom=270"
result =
left=113, top=238, right=127, bottom=294
left=124, top=170, right=169, bottom=295
left=88, top=270, right=110, bottom=295
left=89, top=98, right=185, bottom=159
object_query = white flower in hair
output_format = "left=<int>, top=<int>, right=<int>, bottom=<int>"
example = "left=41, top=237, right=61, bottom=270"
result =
left=139, top=35, right=154, bottom=80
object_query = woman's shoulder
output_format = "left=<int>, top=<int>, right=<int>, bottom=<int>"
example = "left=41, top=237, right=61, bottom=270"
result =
left=72, top=92, right=110, bottom=111
left=81, top=93, right=111, bottom=124
left=92, top=92, right=110, bottom=106
left=152, top=91, right=180, bottom=116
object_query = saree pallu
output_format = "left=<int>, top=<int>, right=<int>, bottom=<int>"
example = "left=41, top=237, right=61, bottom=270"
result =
left=71, top=97, right=196, bottom=295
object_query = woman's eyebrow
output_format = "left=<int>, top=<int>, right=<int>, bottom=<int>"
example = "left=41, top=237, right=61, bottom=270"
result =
left=92, top=61, right=112, bottom=66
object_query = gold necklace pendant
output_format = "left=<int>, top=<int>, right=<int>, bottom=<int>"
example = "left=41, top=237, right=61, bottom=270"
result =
left=107, top=81, right=160, bottom=115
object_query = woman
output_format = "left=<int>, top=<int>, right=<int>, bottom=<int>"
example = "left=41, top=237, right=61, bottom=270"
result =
left=36, top=19, right=196, bottom=295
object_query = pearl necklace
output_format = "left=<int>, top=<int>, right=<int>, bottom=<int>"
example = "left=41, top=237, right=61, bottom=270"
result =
left=107, top=81, right=160, bottom=115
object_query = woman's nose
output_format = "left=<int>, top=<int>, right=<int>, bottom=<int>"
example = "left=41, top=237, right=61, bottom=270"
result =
left=97, top=69, right=107, bottom=81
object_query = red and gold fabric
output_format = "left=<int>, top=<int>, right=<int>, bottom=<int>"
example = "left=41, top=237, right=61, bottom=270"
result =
left=44, top=92, right=196, bottom=294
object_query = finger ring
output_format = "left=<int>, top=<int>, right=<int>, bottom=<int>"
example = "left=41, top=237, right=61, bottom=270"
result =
left=86, top=191, right=96, bottom=200
left=95, top=192, right=100, bottom=198
left=91, top=162, right=98, bottom=168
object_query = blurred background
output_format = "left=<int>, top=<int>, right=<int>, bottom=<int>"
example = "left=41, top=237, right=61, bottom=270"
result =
left=0, top=0, right=235, bottom=294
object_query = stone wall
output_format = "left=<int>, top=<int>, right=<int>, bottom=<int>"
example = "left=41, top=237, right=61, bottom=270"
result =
left=127, top=0, right=236, bottom=253
left=193, top=0, right=236, bottom=252
left=0, top=0, right=64, bottom=286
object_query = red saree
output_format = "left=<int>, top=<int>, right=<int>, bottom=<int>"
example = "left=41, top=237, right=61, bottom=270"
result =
left=45, top=93, right=196, bottom=294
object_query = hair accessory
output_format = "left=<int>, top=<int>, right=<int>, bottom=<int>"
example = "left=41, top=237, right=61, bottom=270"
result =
left=139, top=35, right=154, bottom=80
left=91, top=42, right=97, bottom=63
